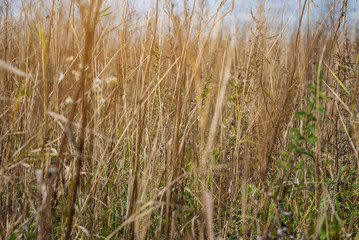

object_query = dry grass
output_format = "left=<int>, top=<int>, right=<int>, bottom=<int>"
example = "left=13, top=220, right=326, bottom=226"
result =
left=1, top=0, right=359, bottom=239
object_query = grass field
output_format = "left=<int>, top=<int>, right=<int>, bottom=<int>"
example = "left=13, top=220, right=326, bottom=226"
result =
left=1, top=0, right=359, bottom=239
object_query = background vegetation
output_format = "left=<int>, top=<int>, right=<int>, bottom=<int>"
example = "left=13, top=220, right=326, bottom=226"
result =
left=0, top=0, right=359, bottom=239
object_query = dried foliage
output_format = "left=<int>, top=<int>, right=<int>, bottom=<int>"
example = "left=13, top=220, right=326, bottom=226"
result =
left=0, top=0, right=359, bottom=239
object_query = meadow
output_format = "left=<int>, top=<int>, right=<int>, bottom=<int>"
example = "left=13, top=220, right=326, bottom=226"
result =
left=1, top=0, right=359, bottom=239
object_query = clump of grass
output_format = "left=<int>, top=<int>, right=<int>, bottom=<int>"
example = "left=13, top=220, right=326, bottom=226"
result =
left=0, top=0, right=359, bottom=239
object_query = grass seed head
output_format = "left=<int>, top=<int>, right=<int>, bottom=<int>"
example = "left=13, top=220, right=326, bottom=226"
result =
left=72, top=70, right=81, bottom=80
left=66, top=56, right=74, bottom=63
left=105, top=76, right=117, bottom=84
left=92, top=83, right=101, bottom=93
left=58, top=72, right=64, bottom=83
left=64, top=96, right=73, bottom=105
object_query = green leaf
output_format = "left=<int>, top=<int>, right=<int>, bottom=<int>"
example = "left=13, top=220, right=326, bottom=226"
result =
left=319, top=91, right=327, bottom=99
left=318, top=106, right=325, bottom=114
left=302, top=150, right=314, bottom=157
left=278, top=159, right=290, bottom=170
left=307, top=113, right=317, bottom=121
left=308, top=85, right=316, bottom=93
left=291, top=128, right=300, bottom=134
left=295, top=111, right=307, bottom=120
left=279, top=151, right=289, bottom=157
left=307, top=124, right=317, bottom=134
left=98, top=6, right=113, bottom=18
left=294, top=161, right=304, bottom=170
left=307, top=134, right=318, bottom=144
left=289, top=133, right=300, bottom=141
left=261, top=87, right=273, bottom=101
left=37, top=23, right=46, bottom=49
left=325, top=62, right=350, bottom=95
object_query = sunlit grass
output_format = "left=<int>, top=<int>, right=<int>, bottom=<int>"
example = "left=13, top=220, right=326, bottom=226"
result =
left=0, top=0, right=359, bottom=239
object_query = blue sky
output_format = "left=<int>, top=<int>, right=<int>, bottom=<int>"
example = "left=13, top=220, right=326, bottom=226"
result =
left=122, top=0, right=358, bottom=29
left=6, top=0, right=358, bottom=33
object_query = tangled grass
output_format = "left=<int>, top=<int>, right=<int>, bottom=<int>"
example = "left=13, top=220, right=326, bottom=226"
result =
left=0, top=0, right=359, bottom=239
